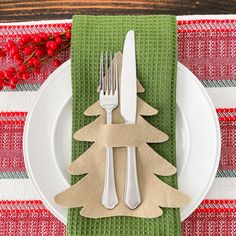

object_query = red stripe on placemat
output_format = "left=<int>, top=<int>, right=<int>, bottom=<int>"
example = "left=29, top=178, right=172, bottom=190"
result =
left=0, top=212, right=65, bottom=235
left=182, top=199, right=236, bottom=235
left=0, top=200, right=46, bottom=213
left=178, top=29, right=236, bottom=81
left=0, top=22, right=71, bottom=30
left=194, top=199, right=236, bottom=212
left=1, top=199, right=236, bottom=236
left=0, top=112, right=27, bottom=172
left=182, top=211, right=236, bottom=236
left=196, top=208, right=236, bottom=213
left=177, top=19, right=236, bottom=34
left=216, top=108, right=236, bottom=113
left=216, top=109, right=236, bottom=170
left=202, top=199, right=236, bottom=204
left=179, top=29, right=236, bottom=33
left=0, top=112, right=27, bottom=117
left=0, top=200, right=66, bottom=235
left=178, top=19, right=236, bottom=25
left=219, top=117, right=236, bottom=121
left=0, top=200, right=43, bottom=205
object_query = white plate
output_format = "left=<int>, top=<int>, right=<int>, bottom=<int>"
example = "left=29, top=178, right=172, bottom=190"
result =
left=23, top=60, right=221, bottom=223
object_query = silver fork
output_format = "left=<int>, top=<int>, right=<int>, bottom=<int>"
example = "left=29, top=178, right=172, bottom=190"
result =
left=99, top=52, right=118, bottom=209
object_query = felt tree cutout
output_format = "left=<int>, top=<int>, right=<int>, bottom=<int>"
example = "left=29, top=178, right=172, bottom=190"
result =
left=55, top=53, right=190, bottom=218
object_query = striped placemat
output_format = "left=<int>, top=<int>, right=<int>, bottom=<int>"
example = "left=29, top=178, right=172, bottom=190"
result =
left=0, top=16, right=236, bottom=235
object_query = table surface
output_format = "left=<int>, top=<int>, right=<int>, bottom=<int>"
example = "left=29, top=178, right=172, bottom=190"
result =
left=0, top=0, right=235, bottom=23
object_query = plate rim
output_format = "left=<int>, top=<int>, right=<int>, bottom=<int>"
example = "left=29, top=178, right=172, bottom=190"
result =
left=23, top=60, right=221, bottom=223
left=23, top=60, right=71, bottom=223
left=177, top=63, right=221, bottom=220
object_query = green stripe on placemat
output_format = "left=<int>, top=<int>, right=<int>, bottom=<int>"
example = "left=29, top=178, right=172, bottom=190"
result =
left=0, top=171, right=28, bottom=179
left=201, top=80, right=236, bottom=87
left=216, top=170, right=236, bottom=177
left=70, top=15, right=179, bottom=236
left=2, top=83, right=41, bottom=91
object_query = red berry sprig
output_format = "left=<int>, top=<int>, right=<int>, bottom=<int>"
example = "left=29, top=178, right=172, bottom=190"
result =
left=0, top=24, right=71, bottom=90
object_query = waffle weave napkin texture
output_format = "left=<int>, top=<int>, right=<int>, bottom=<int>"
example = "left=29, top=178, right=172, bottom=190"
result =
left=69, top=15, right=179, bottom=236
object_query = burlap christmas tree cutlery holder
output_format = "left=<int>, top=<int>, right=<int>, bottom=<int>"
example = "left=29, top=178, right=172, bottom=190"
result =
left=55, top=52, right=190, bottom=218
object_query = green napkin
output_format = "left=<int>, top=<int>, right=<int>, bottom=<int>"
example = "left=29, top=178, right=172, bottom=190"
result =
left=69, top=15, right=179, bottom=236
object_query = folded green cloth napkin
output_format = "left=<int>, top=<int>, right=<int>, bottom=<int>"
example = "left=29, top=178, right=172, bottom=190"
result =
left=69, top=15, right=179, bottom=236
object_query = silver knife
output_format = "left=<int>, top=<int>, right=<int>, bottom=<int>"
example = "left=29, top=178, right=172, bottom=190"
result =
left=121, top=30, right=141, bottom=209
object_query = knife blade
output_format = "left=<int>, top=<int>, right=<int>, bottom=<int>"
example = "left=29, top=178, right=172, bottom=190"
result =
left=120, top=30, right=141, bottom=209
left=120, top=30, right=137, bottom=124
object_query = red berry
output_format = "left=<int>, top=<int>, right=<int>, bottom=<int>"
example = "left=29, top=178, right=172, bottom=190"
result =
left=22, top=73, right=29, bottom=80
left=4, top=70, right=13, bottom=79
left=39, top=33, right=49, bottom=41
left=21, top=34, right=31, bottom=44
left=34, top=68, right=40, bottom=74
left=0, top=85, right=3, bottom=91
left=4, top=70, right=12, bottom=79
left=53, top=59, right=60, bottom=67
left=53, top=32, right=60, bottom=38
left=66, top=31, right=71, bottom=39
left=0, top=71, right=4, bottom=80
left=3, top=80, right=10, bottom=86
left=35, top=48, right=43, bottom=57
left=65, top=25, right=71, bottom=31
left=17, top=59, right=24, bottom=65
left=29, top=45, right=35, bottom=52
left=0, top=49, right=5, bottom=58
left=0, top=79, right=3, bottom=86
left=44, top=34, right=49, bottom=41
left=55, top=37, right=62, bottom=45
left=4, top=45, right=9, bottom=51
left=18, top=64, right=27, bottom=73
left=16, top=71, right=22, bottom=79
left=28, top=57, right=35, bottom=66
left=33, top=58, right=41, bottom=67
left=34, top=35, right=42, bottom=44
left=50, top=41, right=58, bottom=50
left=11, top=46, right=19, bottom=54
left=46, top=41, right=52, bottom=48
left=24, top=46, right=32, bottom=55
left=13, top=53, right=21, bottom=60
left=9, top=82, right=16, bottom=90
left=8, top=67, right=16, bottom=74
left=19, top=40, right=24, bottom=46
left=47, top=49, right=55, bottom=57
left=10, top=76, right=19, bottom=84
left=6, top=40, right=15, bottom=49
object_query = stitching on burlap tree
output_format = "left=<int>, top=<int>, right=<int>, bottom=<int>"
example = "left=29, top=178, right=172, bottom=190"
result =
left=54, top=54, right=190, bottom=218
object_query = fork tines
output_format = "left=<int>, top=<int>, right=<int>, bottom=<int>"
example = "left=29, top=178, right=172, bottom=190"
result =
left=100, top=52, right=118, bottom=95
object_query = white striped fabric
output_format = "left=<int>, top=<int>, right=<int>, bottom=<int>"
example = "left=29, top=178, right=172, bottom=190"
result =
left=207, top=87, right=236, bottom=108
left=177, top=15, right=236, bottom=20
left=0, top=91, right=37, bottom=111
left=206, top=178, right=236, bottom=199
left=0, top=19, right=72, bottom=26
left=0, top=179, right=39, bottom=200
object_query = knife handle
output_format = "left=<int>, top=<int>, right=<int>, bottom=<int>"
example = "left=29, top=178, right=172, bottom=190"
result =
left=124, top=146, right=141, bottom=209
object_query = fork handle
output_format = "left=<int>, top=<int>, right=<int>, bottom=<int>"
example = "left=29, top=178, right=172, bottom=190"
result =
left=102, top=110, right=118, bottom=209
left=102, top=147, right=118, bottom=209
left=124, top=146, right=141, bottom=209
